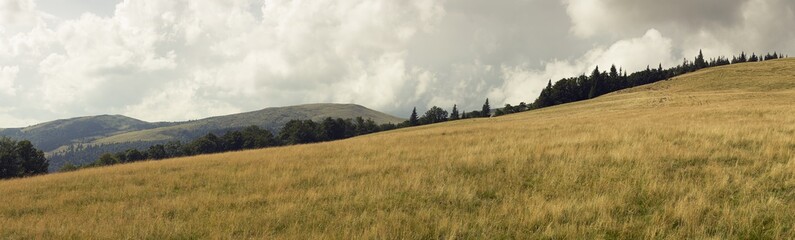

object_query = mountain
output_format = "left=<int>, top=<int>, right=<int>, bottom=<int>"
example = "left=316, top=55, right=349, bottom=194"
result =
left=0, top=103, right=403, bottom=170
left=2, top=59, right=793, bottom=238
left=91, top=103, right=405, bottom=145
left=0, top=115, right=170, bottom=152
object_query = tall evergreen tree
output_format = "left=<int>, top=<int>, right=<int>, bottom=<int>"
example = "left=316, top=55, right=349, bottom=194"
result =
left=749, top=53, right=759, bottom=62
left=409, top=107, right=419, bottom=126
left=695, top=50, right=707, bottom=69
left=739, top=52, right=747, bottom=63
left=609, top=65, right=619, bottom=79
left=481, top=98, right=491, bottom=117
left=450, top=104, right=460, bottom=120
left=532, top=80, right=556, bottom=109
left=588, top=66, right=602, bottom=99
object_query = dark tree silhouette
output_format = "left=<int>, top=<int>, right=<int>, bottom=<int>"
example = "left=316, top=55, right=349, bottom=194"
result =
left=450, top=104, right=460, bottom=120
left=409, top=107, right=419, bottom=126
left=482, top=99, right=491, bottom=117
left=0, top=138, right=49, bottom=178
left=420, top=106, right=449, bottom=124
left=588, top=66, right=603, bottom=99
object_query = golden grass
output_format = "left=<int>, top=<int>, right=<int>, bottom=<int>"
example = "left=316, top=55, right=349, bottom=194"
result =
left=2, top=59, right=795, bottom=239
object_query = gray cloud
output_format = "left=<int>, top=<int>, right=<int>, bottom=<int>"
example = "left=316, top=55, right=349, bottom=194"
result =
left=565, top=0, right=795, bottom=55
left=0, top=0, right=794, bottom=127
left=566, top=0, right=748, bottom=37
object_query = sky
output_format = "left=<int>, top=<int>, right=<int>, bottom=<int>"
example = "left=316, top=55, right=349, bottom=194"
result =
left=1, top=0, right=794, bottom=127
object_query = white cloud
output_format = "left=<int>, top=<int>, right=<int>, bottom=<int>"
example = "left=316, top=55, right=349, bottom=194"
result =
left=36, top=0, right=446, bottom=122
left=497, top=29, right=676, bottom=105
left=563, top=0, right=611, bottom=38
left=0, top=0, right=38, bottom=25
left=0, top=65, right=18, bottom=96
left=562, top=0, right=795, bottom=57
left=1, top=0, right=794, bottom=127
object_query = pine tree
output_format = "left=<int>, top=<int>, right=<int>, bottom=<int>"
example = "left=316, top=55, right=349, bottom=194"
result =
left=588, top=66, right=602, bottom=99
left=695, top=49, right=707, bottom=69
left=609, top=65, right=619, bottom=79
left=409, top=107, right=419, bottom=126
left=750, top=53, right=759, bottom=62
left=481, top=99, right=491, bottom=117
left=450, top=104, right=460, bottom=120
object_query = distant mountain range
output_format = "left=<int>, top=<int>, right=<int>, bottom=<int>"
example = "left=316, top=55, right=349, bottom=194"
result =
left=0, top=103, right=404, bottom=171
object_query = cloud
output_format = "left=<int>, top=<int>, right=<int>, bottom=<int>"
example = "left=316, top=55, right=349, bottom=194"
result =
left=0, top=65, right=18, bottom=96
left=564, top=0, right=748, bottom=38
left=0, top=0, right=56, bottom=34
left=497, top=29, right=676, bottom=105
left=0, top=0, right=38, bottom=25
left=1, top=0, right=794, bottom=127
left=3, top=0, right=450, bottom=123
left=563, top=0, right=795, bottom=56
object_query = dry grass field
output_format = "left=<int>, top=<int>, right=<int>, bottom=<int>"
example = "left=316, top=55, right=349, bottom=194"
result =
left=1, top=59, right=795, bottom=239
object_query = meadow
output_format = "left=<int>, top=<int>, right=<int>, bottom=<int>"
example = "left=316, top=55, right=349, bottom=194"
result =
left=1, top=59, right=794, bottom=239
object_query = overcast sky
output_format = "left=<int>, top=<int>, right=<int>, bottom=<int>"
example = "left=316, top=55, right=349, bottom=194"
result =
left=1, top=0, right=793, bottom=127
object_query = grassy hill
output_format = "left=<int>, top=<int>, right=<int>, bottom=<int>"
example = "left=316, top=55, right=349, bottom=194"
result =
left=91, top=103, right=405, bottom=145
left=1, top=59, right=795, bottom=238
left=0, top=115, right=169, bottom=152
left=2, top=103, right=403, bottom=171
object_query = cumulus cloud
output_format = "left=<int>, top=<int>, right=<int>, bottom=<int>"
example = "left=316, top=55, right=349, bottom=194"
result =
left=0, top=65, right=18, bottom=96
left=1, top=0, right=794, bottom=127
left=498, top=29, right=677, bottom=105
left=0, top=0, right=38, bottom=25
left=0, top=0, right=55, bottom=34
left=1, top=0, right=452, bottom=124
left=563, top=0, right=795, bottom=56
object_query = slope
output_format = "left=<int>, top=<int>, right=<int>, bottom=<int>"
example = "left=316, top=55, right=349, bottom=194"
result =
left=1, top=59, right=795, bottom=238
left=40, top=103, right=403, bottom=170
left=91, top=103, right=405, bottom=145
left=0, top=115, right=168, bottom=152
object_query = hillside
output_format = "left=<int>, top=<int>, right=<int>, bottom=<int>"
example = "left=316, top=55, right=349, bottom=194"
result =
left=2, top=103, right=403, bottom=171
left=1, top=59, right=795, bottom=238
left=0, top=115, right=169, bottom=152
left=91, top=103, right=405, bottom=145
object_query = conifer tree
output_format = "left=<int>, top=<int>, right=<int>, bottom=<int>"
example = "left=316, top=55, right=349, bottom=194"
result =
left=739, top=52, right=747, bottom=63
left=481, top=99, right=491, bottom=117
left=695, top=50, right=707, bottom=69
left=749, top=53, right=759, bottom=62
left=609, top=65, right=619, bottom=79
left=588, top=66, right=602, bottom=99
left=409, top=107, right=419, bottom=126
left=450, top=104, right=460, bottom=120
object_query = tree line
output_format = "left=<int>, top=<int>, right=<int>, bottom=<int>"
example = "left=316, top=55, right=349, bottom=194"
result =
left=60, top=100, right=502, bottom=172
left=407, top=51, right=788, bottom=119
left=525, top=50, right=786, bottom=112
left=0, top=137, right=49, bottom=179
left=61, top=117, right=401, bottom=171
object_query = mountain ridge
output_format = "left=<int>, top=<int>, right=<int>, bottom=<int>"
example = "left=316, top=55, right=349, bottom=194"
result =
left=1, top=103, right=404, bottom=170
